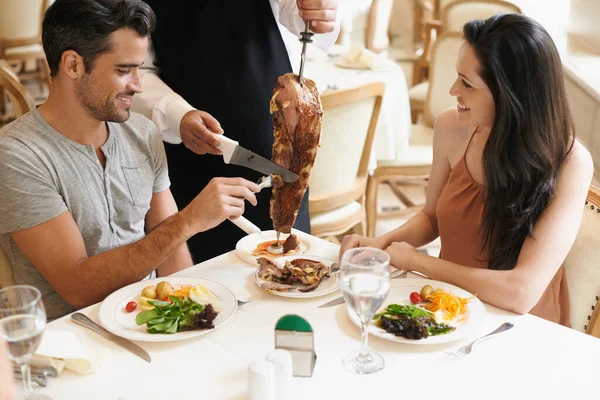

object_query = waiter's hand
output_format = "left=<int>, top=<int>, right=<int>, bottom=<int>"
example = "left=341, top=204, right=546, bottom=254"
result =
left=180, top=110, right=224, bottom=155
left=298, top=0, right=339, bottom=34
left=184, top=177, right=259, bottom=233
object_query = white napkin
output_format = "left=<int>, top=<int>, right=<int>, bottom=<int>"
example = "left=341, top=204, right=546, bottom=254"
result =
left=343, top=45, right=387, bottom=70
left=31, top=329, right=102, bottom=374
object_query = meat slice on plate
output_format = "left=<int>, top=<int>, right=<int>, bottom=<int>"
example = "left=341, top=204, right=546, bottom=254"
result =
left=269, top=73, right=322, bottom=233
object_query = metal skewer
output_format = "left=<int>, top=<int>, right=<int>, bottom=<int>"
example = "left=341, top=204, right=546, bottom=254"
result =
left=298, top=20, right=313, bottom=87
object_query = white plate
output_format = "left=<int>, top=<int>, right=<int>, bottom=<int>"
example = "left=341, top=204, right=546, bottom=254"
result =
left=254, top=255, right=339, bottom=299
left=235, top=229, right=312, bottom=266
left=98, top=277, right=237, bottom=342
left=334, top=57, right=389, bottom=71
left=347, top=278, right=486, bottom=344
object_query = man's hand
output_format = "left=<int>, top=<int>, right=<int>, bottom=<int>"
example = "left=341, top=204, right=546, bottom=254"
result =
left=184, top=177, right=260, bottom=233
left=298, top=0, right=339, bottom=34
left=180, top=110, right=224, bottom=155
left=339, top=234, right=384, bottom=260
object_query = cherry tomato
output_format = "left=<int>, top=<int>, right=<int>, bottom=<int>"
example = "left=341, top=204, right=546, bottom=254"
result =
left=125, top=301, right=137, bottom=313
left=409, top=292, right=421, bottom=304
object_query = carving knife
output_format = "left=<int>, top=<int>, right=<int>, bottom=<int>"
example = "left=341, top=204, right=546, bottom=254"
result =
left=217, top=135, right=298, bottom=183
left=71, top=312, right=151, bottom=363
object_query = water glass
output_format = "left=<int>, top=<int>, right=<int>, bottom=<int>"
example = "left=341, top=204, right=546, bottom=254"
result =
left=340, top=247, right=390, bottom=374
left=0, top=285, right=47, bottom=399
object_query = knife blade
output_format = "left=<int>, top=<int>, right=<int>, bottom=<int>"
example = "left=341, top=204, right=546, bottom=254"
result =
left=318, top=270, right=408, bottom=308
left=217, top=135, right=298, bottom=182
left=71, top=312, right=151, bottom=363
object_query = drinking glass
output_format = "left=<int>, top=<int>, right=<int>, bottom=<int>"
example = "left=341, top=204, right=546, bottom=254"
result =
left=340, top=247, right=390, bottom=374
left=0, top=285, right=48, bottom=399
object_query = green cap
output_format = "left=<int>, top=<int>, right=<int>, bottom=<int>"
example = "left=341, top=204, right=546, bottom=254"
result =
left=275, top=314, right=313, bottom=332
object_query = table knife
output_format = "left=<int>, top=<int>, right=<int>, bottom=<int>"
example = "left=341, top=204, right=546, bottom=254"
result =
left=71, top=312, right=151, bottom=363
left=217, top=135, right=298, bottom=183
left=318, top=270, right=408, bottom=308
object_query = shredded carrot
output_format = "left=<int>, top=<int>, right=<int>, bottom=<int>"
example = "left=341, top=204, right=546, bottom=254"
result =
left=424, top=288, right=476, bottom=322
left=171, top=285, right=193, bottom=300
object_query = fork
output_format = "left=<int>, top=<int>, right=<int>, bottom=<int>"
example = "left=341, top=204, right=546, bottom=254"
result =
left=446, top=322, right=514, bottom=358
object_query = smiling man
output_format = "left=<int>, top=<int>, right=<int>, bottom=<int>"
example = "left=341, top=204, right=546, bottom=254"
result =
left=0, top=0, right=259, bottom=320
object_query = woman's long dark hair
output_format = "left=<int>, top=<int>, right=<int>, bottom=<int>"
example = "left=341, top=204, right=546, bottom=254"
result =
left=463, top=14, right=575, bottom=270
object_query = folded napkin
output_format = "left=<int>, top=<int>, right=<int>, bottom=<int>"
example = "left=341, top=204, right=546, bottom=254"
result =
left=343, top=46, right=387, bottom=70
left=30, top=329, right=102, bottom=375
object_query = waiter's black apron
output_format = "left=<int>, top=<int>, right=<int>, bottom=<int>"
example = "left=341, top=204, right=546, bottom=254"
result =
left=145, top=0, right=310, bottom=262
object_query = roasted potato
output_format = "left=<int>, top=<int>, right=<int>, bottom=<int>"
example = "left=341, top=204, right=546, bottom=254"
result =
left=141, top=285, right=157, bottom=299
left=156, top=281, right=174, bottom=301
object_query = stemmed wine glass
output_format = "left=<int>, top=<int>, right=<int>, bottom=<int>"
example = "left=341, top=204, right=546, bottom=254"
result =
left=340, top=247, right=390, bottom=374
left=0, top=285, right=48, bottom=399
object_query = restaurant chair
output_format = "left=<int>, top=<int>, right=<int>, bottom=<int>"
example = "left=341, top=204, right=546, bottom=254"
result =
left=308, top=82, right=385, bottom=241
left=0, top=59, right=35, bottom=120
left=0, top=0, right=51, bottom=114
left=365, top=33, right=463, bottom=237
left=564, top=185, right=600, bottom=338
left=409, top=0, right=521, bottom=123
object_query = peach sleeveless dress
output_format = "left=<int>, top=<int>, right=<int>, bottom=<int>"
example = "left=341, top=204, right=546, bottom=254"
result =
left=429, top=131, right=570, bottom=326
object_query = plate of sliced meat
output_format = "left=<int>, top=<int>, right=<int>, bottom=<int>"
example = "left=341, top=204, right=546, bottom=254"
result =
left=254, top=255, right=339, bottom=298
left=235, top=230, right=314, bottom=266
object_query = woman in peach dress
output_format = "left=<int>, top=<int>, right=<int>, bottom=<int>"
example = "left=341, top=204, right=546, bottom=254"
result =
left=340, top=14, right=594, bottom=326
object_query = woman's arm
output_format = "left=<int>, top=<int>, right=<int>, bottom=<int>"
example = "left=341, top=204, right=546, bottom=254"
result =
left=388, top=140, right=594, bottom=314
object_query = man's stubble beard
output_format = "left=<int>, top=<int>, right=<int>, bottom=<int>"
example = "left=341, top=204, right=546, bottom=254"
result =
left=75, top=74, right=130, bottom=123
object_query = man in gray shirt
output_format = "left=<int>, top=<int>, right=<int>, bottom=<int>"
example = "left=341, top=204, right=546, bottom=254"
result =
left=0, top=0, right=259, bottom=320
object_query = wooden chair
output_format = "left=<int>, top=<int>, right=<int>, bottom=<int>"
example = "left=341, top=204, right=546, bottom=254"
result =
left=409, top=0, right=521, bottom=123
left=365, top=33, right=464, bottom=237
left=0, top=0, right=51, bottom=114
left=564, top=185, right=600, bottom=338
left=0, top=59, right=35, bottom=119
left=308, top=82, right=385, bottom=240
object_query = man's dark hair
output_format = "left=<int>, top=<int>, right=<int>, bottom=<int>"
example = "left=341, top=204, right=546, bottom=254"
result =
left=42, top=0, right=156, bottom=77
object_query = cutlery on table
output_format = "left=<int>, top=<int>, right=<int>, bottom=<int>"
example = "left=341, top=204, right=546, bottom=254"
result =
left=71, top=313, right=151, bottom=363
left=446, top=322, right=514, bottom=358
left=318, top=269, right=408, bottom=308
left=13, top=370, right=48, bottom=387
left=12, top=365, right=57, bottom=378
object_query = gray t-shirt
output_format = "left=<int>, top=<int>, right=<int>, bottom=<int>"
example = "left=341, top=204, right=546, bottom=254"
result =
left=0, top=109, right=170, bottom=320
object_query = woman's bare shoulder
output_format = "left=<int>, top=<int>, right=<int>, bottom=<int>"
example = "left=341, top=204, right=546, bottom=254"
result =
left=432, top=108, right=473, bottom=159
left=563, top=139, right=594, bottom=176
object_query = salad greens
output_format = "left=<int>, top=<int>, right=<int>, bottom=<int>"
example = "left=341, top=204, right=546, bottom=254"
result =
left=373, top=304, right=432, bottom=320
left=135, top=296, right=217, bottom=334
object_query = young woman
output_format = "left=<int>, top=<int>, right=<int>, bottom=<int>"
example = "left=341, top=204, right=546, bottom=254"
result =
left=340, top=14, right=594, bottom=326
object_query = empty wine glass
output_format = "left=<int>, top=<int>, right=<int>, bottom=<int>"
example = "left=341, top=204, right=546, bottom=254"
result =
left=0, top=285, right=48, bottom=399
left=340, top=247, right=390, bottom=374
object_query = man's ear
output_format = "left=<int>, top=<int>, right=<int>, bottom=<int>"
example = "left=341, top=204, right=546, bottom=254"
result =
left=60, top=50, right=85, bottom=79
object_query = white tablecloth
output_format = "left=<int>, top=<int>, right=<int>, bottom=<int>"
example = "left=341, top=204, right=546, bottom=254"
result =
left=25, top=232, right=600, bottom=399
left=305, top=51, right=411, bottom=163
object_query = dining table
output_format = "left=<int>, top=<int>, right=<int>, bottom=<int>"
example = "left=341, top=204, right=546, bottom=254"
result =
left=21, top=230, right=600, bottom=400
left=305, top=49, right=412, bottom=168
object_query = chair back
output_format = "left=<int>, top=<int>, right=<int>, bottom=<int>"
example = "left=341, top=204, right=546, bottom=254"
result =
left=564, top=185, right=600, bottom=337
left=0, top=60, right=35, bottom=117
left=423, top=32, right=463, bottom=126
left=443, top=0, right=522, bottom=32
left=0, top=0, right=48, bottom=50
left=309, top=82, right=385, bottom=213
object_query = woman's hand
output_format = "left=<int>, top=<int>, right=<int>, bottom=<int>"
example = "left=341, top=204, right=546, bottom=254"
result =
left=385, top=241, right=418, bottom=270
left=339, top=234, right=384, bottom=260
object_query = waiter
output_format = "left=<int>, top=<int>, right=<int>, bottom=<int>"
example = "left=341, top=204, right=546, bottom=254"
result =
left=133, top=0, right=340, bottom=262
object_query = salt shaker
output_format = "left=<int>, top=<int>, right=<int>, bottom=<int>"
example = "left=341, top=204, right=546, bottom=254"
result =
left=266, top=349, right=293, bottom=400
left=248, top=359, right=275, bottom=400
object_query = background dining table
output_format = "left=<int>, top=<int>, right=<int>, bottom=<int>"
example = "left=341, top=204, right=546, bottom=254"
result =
left=305, top=50, right=412, bottom=169
left=22, top=231, right=600, bottom=400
